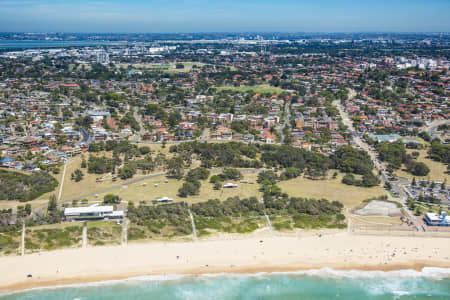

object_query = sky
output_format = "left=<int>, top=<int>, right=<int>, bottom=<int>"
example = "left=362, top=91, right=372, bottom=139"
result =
left=0, top=0, right=449, bottom=33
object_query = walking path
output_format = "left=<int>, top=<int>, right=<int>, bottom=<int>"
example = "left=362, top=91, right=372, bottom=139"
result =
left=57, top=161, right=69, bottom=202
left=188, top=209, right=197, bottom=240
left=265, top=213, right=275, bottom=236
left=20, top=221, right=25, bottom=256
left=82, top=222, right=87, bottom=248
left=122, top=219, right=128, bottom=246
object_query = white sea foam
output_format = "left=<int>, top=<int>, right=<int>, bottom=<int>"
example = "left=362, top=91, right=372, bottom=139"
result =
left=198, top=267, right=450, bottom=280
left=274, top=267, right=450, bottom=280
left=2, top=267, right=449, bottom=297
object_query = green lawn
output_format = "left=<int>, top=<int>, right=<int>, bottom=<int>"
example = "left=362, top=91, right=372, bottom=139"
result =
left=278, top=172, right=385, bottom=208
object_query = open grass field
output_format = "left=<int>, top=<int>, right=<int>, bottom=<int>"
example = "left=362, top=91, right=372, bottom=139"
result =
left=395, top=149, right=449, bottom=182
left=214, top=84, right=287, bottom=94
left=38, top=145, right=172, bottom=203
left=89, top=172, right=262, bottom=204
left=51, top=155, right=120, bottom=202
left=278, top=172, right=385, bottom=208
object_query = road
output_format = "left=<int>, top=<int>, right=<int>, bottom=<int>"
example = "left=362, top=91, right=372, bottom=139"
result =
left=78, top=127, right=92, bottom=145
left=130, top=110, right=146, bottom=143
left=279, top=100, right=291, bottom=144
left=199, top=128, right=210, bottom=141
left=334, top=90, right=422, bottom=230
left=421, top=119, right=449, bottom=142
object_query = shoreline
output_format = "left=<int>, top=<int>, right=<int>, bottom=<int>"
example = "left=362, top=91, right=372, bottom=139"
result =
left=1, top=232, right=449, bottom=294
left=3, top=263, right=449, bottom=296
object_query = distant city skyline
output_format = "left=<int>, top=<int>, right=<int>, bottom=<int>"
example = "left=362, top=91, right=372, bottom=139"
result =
left=0, top=0, right=449, bottom=33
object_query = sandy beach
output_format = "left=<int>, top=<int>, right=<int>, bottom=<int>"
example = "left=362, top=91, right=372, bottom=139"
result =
left=0, top=231, right=449, bottom=293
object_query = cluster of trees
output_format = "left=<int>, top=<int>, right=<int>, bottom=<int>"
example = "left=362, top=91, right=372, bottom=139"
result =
left=330, top=146, right=378, bottom=187
left=376, top=142, right=430, bottom=176
left=428, top=139, right=449, bottom=165
left=331, top=146, right=374, bottom=175
left=209, top=168, right=242, bottom=190
left=341, top=173, right=378, bottom=187
left=88, top=140, right=139, bottom=157
left=178, top=167, right=210, bottom=197
left=0, top=169, right=58, bottom=201
left=87, top=141, right=159, bottom=179
left=87, top=156, right=115, bottom=174
left=103, top=194, right=121, bottom=204
left=71, top=169, right=84, bottom=182
left=169, top=142, right=261, bottom=169
left=170, top=142, right=379, bottom=187
left=119, top=112, right=140, bottom=131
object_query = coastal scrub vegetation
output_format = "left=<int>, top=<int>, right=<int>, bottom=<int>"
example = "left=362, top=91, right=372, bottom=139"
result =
left=127, top=195, right=345, bottom=238
left=0, top=169, right=58, bottom=201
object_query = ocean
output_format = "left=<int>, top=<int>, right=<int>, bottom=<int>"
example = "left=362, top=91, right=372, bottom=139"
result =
left=1, top=268, right=449, bottom=300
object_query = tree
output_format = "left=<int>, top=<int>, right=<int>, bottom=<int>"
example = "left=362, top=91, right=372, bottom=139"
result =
left=281, top=167, right=301, bottom=180
left=178, top=180, right=200, bottom=197
left=209, top=175, right=222, bottom=184
left=166, top=157, right=184, bottom=179
left=139, top=146, right=151, bottom=155
left=213, top=181, right=222, bottom=190
left=342, top=174, right=356, bottom=185
left=25, top=204, right=31, bottom=216
left=48, top=194, right=57, bottom=213
left=411, top=162, right=430, bottom=177
left=103, top=194, right=121, bottom=204
left=118, top=165, right=136, bottom=179
left=186, top=167, right=210, bottom=181
left=71, top=169, right=84, bottom=182
left=220, top=168, right=242, bottom=181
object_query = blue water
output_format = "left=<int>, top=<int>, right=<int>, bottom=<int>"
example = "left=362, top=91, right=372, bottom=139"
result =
left=1, top=268, right=449, bottom=300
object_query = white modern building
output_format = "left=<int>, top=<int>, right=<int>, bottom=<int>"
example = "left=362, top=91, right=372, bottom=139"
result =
left=64, top=206, right=124, bottom=221
left=424, top=212, right=449, bottom=226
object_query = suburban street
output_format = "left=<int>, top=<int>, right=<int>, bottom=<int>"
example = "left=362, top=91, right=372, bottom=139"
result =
left=334, top=92, right=422, bottom=230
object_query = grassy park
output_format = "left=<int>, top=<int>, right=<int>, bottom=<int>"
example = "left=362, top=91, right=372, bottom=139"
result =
left=278, top=172, right=385, bottom=208
left=92, top=172, right=262, bottom=204
left=395, top=149, right=449, bottom=182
